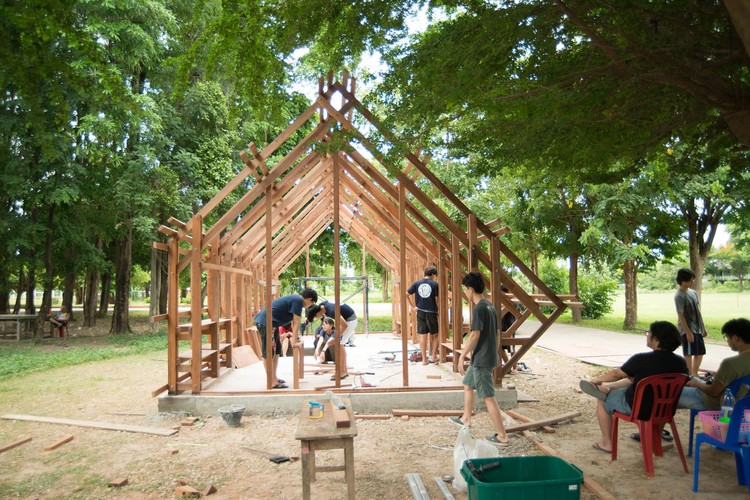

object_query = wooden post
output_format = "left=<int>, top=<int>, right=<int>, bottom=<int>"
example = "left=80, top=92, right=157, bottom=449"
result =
left=491, top=236, right=503, bottom=386
left=265, top=185, right=274, bottom=390
left=399, top=182, right=409, bottom=387
left=333, top=153, right=342, bottom=387
left=468, top=213, right=478, bottom=272
left=438, top=245, right=448, bottom=362
left=451, top=235, right=462, bottom=373
left=190, top=215, right=203, bottom=393
left=167, top=237, right=179, bottom=393
left=305, top=244, right=310, bottom=284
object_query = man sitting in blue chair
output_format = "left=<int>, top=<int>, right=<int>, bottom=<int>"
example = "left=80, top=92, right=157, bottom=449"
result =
left=679, top=318, right=750, bottom=410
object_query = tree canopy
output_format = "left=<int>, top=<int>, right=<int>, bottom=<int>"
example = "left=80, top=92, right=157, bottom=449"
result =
left=2, top=0, right=750, bottom=333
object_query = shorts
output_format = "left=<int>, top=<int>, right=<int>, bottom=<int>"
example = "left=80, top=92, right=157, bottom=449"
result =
left=256, top=324, right=281, bottom=359
left=416, top=310, right=438, bottom=334
left=677, top=387, right=708, bottom=410
left=462, top=365, right=495, bottom=399
left=681, top=333, right=707, bottom=356
left=603, top=388, right=632, bottom=416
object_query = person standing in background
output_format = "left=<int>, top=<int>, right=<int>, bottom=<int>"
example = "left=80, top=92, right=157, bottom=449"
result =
left=407, top=266, right=439, bottom=365
left=675, top=268, right=707, bottom=378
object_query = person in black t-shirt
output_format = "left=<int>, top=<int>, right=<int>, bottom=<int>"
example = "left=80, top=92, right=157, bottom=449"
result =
left=580, top=321, right=688, bottom=454
left=407, top=266, right=439, bottom=364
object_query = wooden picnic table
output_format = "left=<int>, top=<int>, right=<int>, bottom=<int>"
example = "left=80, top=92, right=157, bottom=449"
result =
left=0, top=314, right=37, bottom=341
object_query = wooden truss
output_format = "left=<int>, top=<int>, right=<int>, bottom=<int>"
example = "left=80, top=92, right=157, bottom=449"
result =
left=153, top=71, right=573, bottom=395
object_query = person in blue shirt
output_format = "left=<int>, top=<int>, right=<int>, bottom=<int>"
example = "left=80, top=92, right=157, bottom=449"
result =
left=407, top=266, right=439, bottom=364
left=254, top=288, right=318, bottom=388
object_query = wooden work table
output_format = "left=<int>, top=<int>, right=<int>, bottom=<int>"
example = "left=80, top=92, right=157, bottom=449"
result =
left=0, top=314, right=37, bottom=341
left=295, top=400, right=358, bottom=500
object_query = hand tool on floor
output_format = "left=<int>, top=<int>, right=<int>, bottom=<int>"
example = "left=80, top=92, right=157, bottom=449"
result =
left=241, top=446, right=297, bottom=463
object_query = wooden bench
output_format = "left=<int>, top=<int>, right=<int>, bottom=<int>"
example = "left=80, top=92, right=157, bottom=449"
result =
left=295, top=400, right=358, bottom=500
left=0, top=314, right=37, bottom=341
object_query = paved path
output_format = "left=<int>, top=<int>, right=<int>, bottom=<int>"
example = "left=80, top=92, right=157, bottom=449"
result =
left=517, top=321, right=732, bottom=372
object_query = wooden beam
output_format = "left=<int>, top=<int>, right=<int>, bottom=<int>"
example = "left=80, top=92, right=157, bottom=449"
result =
left=2, top=414, right=178, bottom=436
left=391, top=409, right=468, bottom=417
left=0, top=436, right=32, bottom=454
left=504, top=411, right=580, bottom=433
left=44, top=434, right=74, bottom=451
left=506, top=409, right=555, bottom=433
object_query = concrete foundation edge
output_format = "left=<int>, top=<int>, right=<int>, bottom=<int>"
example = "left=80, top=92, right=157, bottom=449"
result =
left=158, top=388, right=517, bottom=417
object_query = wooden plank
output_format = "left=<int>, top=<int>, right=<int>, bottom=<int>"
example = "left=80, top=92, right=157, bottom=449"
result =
left=392, top=409, right=467, bottom=417
left=504, top=411, right=580, bottom=433
left=232, top=345, right=260, bottom=368
left=2, top=414, right=178, bottom=436
left=44, top=434, right=74, bottom=451
left=506, top=409, right=555, bottom=433
left=353, top=414, right=391, bottom=420
left=0, top=436, right=32, bottom=454
left=332, top=407, right=351, bottom=428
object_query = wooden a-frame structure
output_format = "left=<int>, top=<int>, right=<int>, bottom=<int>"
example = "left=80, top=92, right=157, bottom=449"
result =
left=153, top=71, right=573, bottom=395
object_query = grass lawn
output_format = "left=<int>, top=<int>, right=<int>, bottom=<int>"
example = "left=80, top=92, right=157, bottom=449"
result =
left=558, top=290, right=750, bottom=341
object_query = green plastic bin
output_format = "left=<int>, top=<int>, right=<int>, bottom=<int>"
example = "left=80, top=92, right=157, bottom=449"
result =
left=460, top=456, right=584, bottom=500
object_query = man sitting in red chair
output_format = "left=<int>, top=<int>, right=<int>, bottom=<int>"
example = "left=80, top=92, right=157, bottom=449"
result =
left=579, top=321, right=688, bottom=453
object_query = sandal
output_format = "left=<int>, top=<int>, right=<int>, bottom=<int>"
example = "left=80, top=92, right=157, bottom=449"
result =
left=579, top=380, right=607, bottom=401
left=485, top=434, right=509, bottom=447
left=330, top=374, right=349, bottom=381
left=276, top=379, right=286, bottom=384
left=272, top=382, right=288, bottom=389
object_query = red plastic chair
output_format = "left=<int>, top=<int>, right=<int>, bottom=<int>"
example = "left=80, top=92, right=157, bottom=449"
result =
left=611, top=373, right=689, bottom=477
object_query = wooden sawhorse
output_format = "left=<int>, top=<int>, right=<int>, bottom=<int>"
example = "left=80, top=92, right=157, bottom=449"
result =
left=294, top=400, right=358, bottom=499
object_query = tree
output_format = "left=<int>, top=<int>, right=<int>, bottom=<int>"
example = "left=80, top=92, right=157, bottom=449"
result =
left=581, top=176, right=682, bottom=328
left=706, top=244, right=750, bottom=290
left=655, top=127, right=750, bottom=297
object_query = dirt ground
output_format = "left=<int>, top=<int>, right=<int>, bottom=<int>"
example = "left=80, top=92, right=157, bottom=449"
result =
left=0, top=321, right=746, bottom=499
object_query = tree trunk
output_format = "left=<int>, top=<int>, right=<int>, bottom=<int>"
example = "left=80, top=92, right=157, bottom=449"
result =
left=62, top=272, right=75, bottom=320
left=110, top=220, right=132, bottom=334
left=99, top=271, right=111, bottom=317
left=14, top=266, right=24, bottom=314
left=159, top=256, right=168, bottom=314
left=149, top=245, right=160, bottom=319
left=623, top=258, right=638, bottom=329
left=530, top=249, right=539, bottom=294
left=0, top=273, right=8, bottom=313
left=569, top=251, right=581, bottom=323
left=724, top=0, right=750, bottom=60
left=688, top=232, right=706, bottom=299
left=83, top=269, right=99, bottom=327
left=36, top=204, right=56, bottom=339
left=381, top=270, right=389, bottom=301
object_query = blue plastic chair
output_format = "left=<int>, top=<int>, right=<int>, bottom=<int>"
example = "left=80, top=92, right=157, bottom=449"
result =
left=693, top=395, right=750, bottom=493
left=688, top=374, right=750, bottom=456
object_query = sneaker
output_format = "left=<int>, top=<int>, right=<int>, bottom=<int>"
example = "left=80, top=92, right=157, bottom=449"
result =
left=485, top=434, right=509, bottom=447
left=579, top=380, right=607, bottom=401
left=448, top=416, right=466, bottom=427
